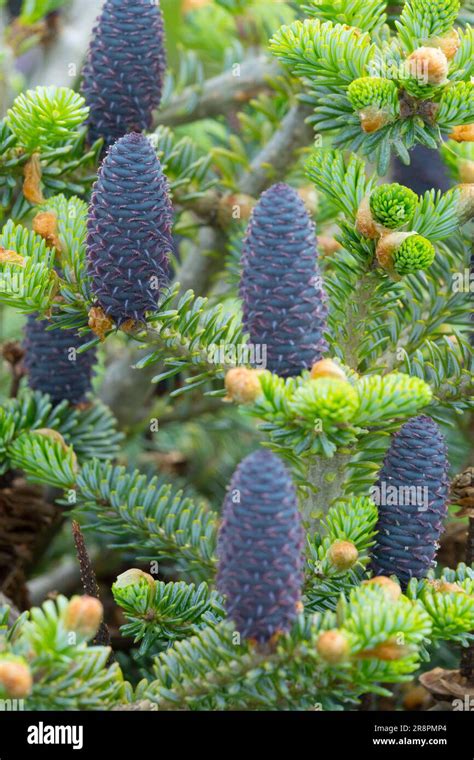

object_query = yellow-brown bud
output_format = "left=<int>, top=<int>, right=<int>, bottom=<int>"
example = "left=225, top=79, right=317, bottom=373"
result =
left=23, top=153, right=45, bottom=205
left=88, top=306, right=114, bottom=341
left=359, top=106, right=391, bottom=134
left=316, top=630, right=350, bottom=664
left=0, top=659, right=33, bottom=698
left=429, top=29, right=460, bottom=61
left=356, top=196, right=380, bottom=239
left=31, top=428, right=78, bottom=473
left=217, top=193, right=255, bottom=227
left=457, top=184, right=474, bottom=224
left=328, top=540, right=359, bottom=570
left=434, top=581, right=467, bottom=595
left=318, top=235, right=342, bottom=257
left=224, top=367, right=263, bottom=404
left=183, top=0, right=211, bottom=11
left=450, top=124, right=474, bottom=143
left=310, top=359, right=348, bottom=382
left=363, top=576, right=402, bottom=602
left=32, top=211, right=61, bottom=251
left=358, top=638, right=410, bottom=661
left=297, top=186, right=318, bottom=216
left=459, top=160, right=474, bottom=184
left=0, top=248, right=25, bottom=267
left=402, top=684, right=429, bottom=711
left=64, top=595, right=103, bottom=638
left=31, top=428, right=69, bottom=452
left=406, top=46, right=449, bottom=86
left=115, top=568, right=155, bottom=589
left=375, top=230, right=415, bottom=271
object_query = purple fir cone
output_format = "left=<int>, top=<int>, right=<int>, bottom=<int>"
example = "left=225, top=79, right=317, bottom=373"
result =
left=23, top=316, right=96, bottom=405
left=371, top=415, right=449, bottom=586
left=240, top=183, right=328, bottom=377
left=217, top=449, right=304, bottom=643
left=82, top=0, right=166, bottom=147
left=87, top=132, right=173, bottom=325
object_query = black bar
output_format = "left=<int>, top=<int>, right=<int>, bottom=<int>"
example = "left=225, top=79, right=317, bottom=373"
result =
left=0, top=710, right=473, bottom=757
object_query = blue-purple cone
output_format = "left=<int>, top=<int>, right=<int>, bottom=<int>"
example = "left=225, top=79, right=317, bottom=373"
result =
left=82, top=0, right=166, bottom=147
left=239, top=183, right=328, bottom=377
left=216, top=449, right=304, bottom=643
left=23, top=316, right=96, bottom=405
left=371, top=415, right=449, bottom=586
left=86, top=132, right=173, bottom=325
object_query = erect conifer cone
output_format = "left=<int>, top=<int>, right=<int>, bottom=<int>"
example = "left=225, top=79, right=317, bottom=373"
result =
left=371, top=415, right=449, bottom=586
left=239, top=183, right=328, bottom=377
left=82, top=0, right=166, bottom=147
left=86, top=132, right=173, bottom=325
left=216, top=449, right=304, bottom=643
left=23, top=316, right=96, bottom=405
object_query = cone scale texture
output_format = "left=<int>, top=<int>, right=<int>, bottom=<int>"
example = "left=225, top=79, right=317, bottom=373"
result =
left=239, top=183, right=328, bottom=377
left=371, top=415, right=449, bottom=586
left=23, top=316, right=96, bottom=405
left=216, top=449, right=304, bottom=643
left=82, top=0, right=166, bottom=147
left=87, top=132, right=173, bottom=325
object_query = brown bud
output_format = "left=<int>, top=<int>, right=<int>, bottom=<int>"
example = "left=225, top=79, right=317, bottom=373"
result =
left=402, top=684, right=430, bottom=711
left=459, top=160, right=474, bottom=184
left=297, top=186, right=318, bottom=216
left=32, top=428, right=69, bottom=451
left=429, top=29, right=460, bottom=61
left=359, top=106, right=391, bottom=134
left=328, top=540, right=359, bottom=571
left=120, top=319, right=137, bottom=334
left=450, top=467, right=474, bottom=516
left=33, top=211, right=61, bottom=251
left=183, top=0, right=211, bottom=11
left=450, top=124, right=474, bottom=143
left=23, top=153, right=45, bottom=205
left=310, top=358, right=348, bottom=383
left=224, top=367, right=263, bottom=404
left=0, top=659, right=33, bottom=698
left=406, top=46, right=449, bottom=86
left=375, top=230, right=415, bottom=271
left=0, top=248, right=25, bottom=267
left=115, top=568, right=155, bottom=589
left=436, top=581, right=467, bottom=595
left=316, top=630, right=350, bottom=664
left=318, top=235, right=342, bottom=257
left=355, top=196, right=379, bottom=239
left=363, top=576, right=402, bottom=602
left=64, top=595, right=103, bottom=638
left=457, top=184, right=474, bottom=224
left=88, top=306, right=114, bottom=341
left=358, top=638, right=410, bottom=661
left=217, top=193, right=255, bottom=227
left=32, top=429, right=78, bottom=473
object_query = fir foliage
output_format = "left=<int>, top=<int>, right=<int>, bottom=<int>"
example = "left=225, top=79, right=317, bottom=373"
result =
left=0, top=0, right=472, bottom=714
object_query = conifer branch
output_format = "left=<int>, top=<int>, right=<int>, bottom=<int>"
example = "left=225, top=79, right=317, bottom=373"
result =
left=155, top=57, right=281, bottom=128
